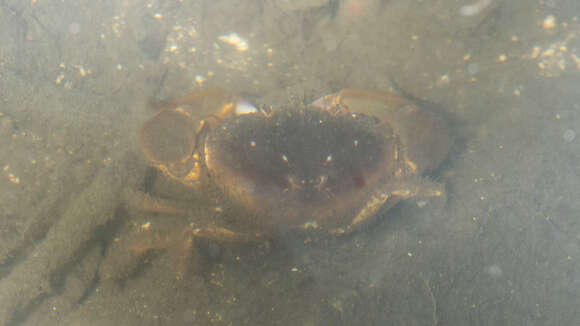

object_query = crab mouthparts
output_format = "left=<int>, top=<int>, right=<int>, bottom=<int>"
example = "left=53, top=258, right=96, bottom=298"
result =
left=285, top=174, right=329, bottom=193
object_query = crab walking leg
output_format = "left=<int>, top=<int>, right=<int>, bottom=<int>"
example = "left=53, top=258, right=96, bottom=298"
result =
left=389, top=178, right=446, bottom=199
left=125, top=189, right=189, bottom=216
left=100, top=227, right=202, bottom=281
left=101, top=224, right=264, bottom=280
left=173, top=229, right=196, bottom=280
left=172, top=226, right=263, bottom=279
left=331, top=177, right=445, bottom=235
left=193, top=225, right=264, bottom=243
left=100, top=230, right=175, bottom=280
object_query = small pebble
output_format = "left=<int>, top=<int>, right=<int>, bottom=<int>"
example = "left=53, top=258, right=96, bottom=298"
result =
left=543, top=15, right=556, bottom=30
left=563, top=129, right=575, bottom=142
left=416, top=200, right=428, bottom=208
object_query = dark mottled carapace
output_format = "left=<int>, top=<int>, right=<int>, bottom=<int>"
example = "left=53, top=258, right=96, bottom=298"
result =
left=205, top=106, right=396, bottom=226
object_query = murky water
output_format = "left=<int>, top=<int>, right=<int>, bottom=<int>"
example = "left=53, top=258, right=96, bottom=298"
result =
left=1, top=0, right=579, bottom=325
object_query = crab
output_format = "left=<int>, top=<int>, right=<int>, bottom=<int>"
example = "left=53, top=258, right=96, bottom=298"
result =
left=99, top=88, right=451, bottom=280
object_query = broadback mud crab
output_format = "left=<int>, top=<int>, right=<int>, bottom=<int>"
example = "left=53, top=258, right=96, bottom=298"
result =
left=101, top=88, right=451, bottom=280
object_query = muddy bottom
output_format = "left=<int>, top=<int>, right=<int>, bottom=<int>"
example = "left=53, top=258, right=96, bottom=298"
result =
left=1, top=0, right=580, bottom=325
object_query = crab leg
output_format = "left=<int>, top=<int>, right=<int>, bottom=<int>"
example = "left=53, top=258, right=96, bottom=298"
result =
left=140, top=88, right=241, bottom=186
left=173, top=229, right=195, bottom=280
left=172, top=226, right=263, bottom=279
left=192, top=225, right=264, bottom=243
left=330, top=176, right=445, bottom=235
left=124, top=189, right=189, bottom=216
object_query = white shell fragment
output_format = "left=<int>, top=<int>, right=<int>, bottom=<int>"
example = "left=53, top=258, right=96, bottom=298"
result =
left=563, top=129, right=576, bottom=142
left=459, top=0, right=492, bottom=17
left=235, top=101, right=258, bottom=115
left=217, top=33, right=249, bottom=52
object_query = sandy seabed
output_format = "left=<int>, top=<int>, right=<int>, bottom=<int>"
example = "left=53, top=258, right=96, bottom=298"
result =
left=1, top=0, right=580, bottom=325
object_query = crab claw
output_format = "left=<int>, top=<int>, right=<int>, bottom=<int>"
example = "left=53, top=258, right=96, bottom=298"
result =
left=312, top=89, right=450, bottom=174
left=140, top=88, right=238, bottom=185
